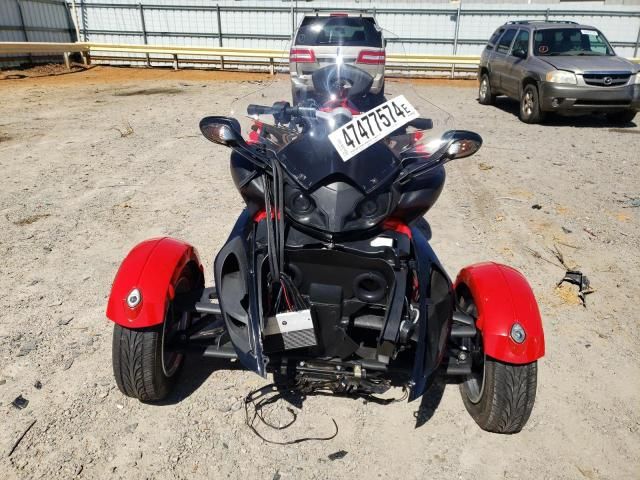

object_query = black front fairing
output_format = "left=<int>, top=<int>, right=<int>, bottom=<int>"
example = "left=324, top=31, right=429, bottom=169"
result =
left=278, top=134, right=401, bottom=194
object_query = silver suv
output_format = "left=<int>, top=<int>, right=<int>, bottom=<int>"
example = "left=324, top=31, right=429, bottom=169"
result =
left=289, top=15, right=385, bottom=105
left=478, top=20, right=640, bottom=124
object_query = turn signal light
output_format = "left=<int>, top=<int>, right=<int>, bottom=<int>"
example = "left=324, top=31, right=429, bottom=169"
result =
left=357, top=50, right=385, bottom=65
left=290, top=48, right=316, bottom=63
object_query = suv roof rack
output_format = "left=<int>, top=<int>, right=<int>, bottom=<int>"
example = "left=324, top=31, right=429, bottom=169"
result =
left=506, top=20, right=579, bottom=25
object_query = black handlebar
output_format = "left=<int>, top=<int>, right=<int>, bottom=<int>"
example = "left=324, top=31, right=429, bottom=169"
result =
left=246, top=104, right=275, bottom=116
left=247, top=103, right=316, bottom=120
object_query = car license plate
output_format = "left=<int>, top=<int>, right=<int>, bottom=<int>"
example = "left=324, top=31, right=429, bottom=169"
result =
left=329, top=95, right=419, bottom=162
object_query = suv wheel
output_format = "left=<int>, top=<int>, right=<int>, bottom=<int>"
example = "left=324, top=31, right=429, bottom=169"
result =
left=371, top=83, right=385, bottom=107
left=478, top=74, right=496, bottom=105
left=519, top=84, right=545, bottom=124
left=291, top=87, right=302, bottom=106
left=606, top=110, right=637, bottom=125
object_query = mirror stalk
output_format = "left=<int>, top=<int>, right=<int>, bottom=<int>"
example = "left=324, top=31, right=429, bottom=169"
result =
left=199, top=116, right=272, bottom=170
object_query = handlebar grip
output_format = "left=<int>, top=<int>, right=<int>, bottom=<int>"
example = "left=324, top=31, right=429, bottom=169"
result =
left=247, top=103, right=317, bottom=120
left=409, top=118, right=433, bottom=130
left=294, top=107, right=317, bottom=118
left=247, top=104, right=274, bottom=116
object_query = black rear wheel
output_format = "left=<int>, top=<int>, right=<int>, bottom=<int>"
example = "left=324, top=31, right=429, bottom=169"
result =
left=291, top=87, right=304, bottom=106
left=112, top=264, right=200, bottom=402
left=457, top=287, right=538, bottom=433
left=370, top=83, right=385, bottom=107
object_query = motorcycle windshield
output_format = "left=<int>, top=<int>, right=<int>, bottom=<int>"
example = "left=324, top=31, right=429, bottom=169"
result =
left=229, top=27, right=454, bottom=193
left=278, top=133, right=398, bottom=193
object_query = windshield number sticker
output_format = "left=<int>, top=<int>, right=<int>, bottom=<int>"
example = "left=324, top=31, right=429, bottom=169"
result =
left=329, top=95, right=419, bottom=161
left=581, top=29, right=598, bottom=36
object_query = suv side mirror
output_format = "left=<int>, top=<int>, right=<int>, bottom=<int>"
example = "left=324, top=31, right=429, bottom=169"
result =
left=512, top=49, right=527, bottom=59
left=199, top=116, right=245, bottom=147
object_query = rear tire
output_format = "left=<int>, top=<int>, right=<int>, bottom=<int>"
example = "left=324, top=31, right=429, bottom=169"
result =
left=606, top=110, right=637, bottom=125
left=112, top=264, right=199, bottom=402
left=519, top=83, right=545, bottom=124
left=478, top=73, right=496, bottom=105
left=291, top=87, right=305, bottom=106
left=291, top=87, right=300, bottom=107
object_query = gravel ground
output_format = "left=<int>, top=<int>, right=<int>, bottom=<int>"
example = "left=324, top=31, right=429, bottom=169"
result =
left=0, top=66, right=639, bottom=479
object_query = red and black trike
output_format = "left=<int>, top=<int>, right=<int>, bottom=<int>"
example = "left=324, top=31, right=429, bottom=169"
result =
left=106, top=56, right=544, bottom=434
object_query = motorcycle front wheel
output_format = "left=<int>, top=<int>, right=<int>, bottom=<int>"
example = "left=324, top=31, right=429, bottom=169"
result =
left=111, top=264, right=198, bottom=402
left=458, top=289, right=538, bottom=434
left=460, top=355, right=538, bottom=434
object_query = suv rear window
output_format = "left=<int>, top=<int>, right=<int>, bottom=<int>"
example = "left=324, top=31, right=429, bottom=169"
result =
left=533, top=28, right=614, bottom=56
left=295, top=17, right=383, bottom=48
left=488, top=29, right=504, bottom=47
left=496, top=29, right=517, bottom=54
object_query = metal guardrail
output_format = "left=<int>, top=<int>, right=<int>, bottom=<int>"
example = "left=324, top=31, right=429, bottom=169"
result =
left=0, top=41, right=486, bottom=74
left=89, top=42, right=286, bottom=58
left=1, top=41, right=639, bottom=73
left=0, top=41, right=88, bottom=54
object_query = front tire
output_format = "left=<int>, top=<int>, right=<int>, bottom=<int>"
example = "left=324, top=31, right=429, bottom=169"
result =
left=457, top=287, right=538, bottom=433
left=460, top=356, right=538, bottom=434
left=478, top=73, right=496, bottom=105
left=519, top=83, right=545, bottom=124
left=112, top=265, right=198, bottom=402
left=112, top=324, right=177, bottom=402
left=607, top=109, right=637, bottom=125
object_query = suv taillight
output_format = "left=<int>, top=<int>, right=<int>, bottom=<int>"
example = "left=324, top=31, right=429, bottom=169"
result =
left=290, top=48, right=316, bottom=63
left=357, top=50, right=385, bottom=65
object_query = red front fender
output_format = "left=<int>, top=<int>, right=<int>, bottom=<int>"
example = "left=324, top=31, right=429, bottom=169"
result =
left=106, top=237, right=203, bottom=328
left=454, top=262, right=545, bottom=364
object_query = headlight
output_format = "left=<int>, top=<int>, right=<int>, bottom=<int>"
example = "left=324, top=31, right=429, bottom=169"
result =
left=290, top=191, right=314, bottom=215
left=357, top=199, right=381, bottom=219
left=546, top=71, right=577, bottom=85
left=633, top=73, right=640, bottom=85
left=287, top=190, right=315, bottom=216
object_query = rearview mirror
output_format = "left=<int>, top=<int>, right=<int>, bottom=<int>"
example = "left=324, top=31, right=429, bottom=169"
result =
left=199, top=116, right=244, bottom=147
left=394, top=130, right=483, bottom=187
left=442, top=130, right=483, bottom=160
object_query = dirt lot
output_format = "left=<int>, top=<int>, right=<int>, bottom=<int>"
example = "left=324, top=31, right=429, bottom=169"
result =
left=1, top=66, right=639, bottom=479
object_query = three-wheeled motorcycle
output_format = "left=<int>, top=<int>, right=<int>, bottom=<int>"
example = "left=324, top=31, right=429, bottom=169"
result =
left=106, top=36, right=544, bottom=434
